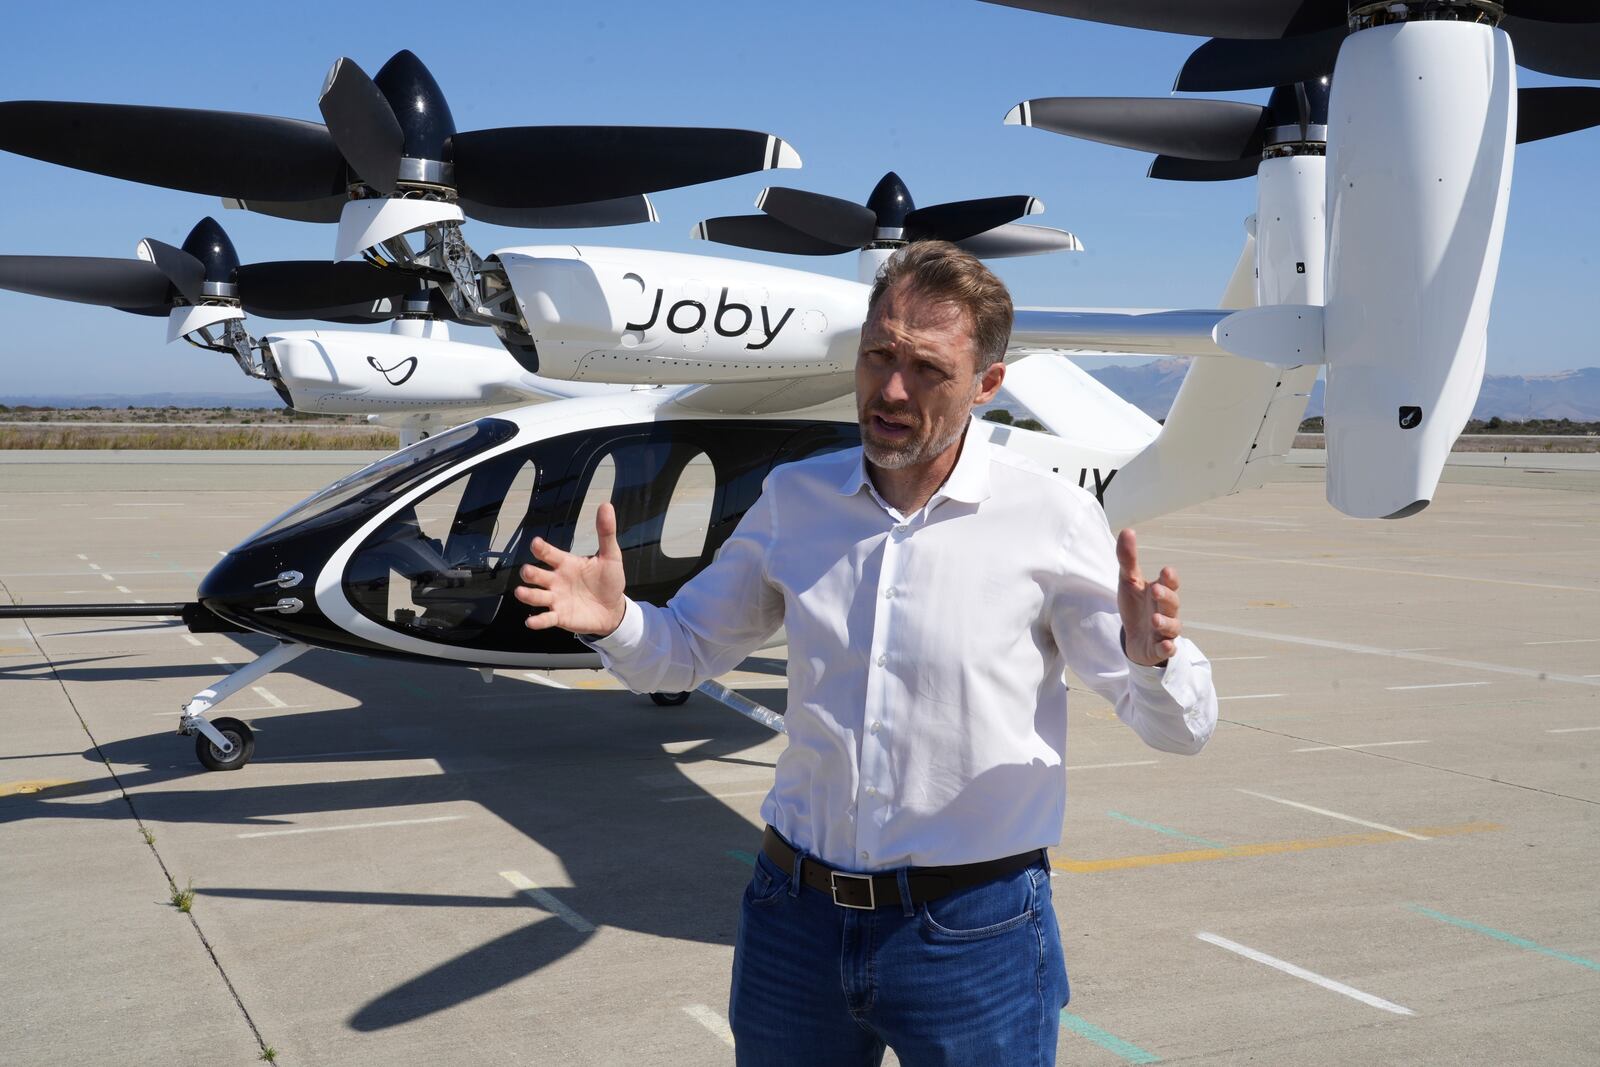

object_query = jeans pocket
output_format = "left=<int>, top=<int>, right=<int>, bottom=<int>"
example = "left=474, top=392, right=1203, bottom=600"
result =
left=746, top=851, right=791, bottom=907
left=918, top=866, right=1040, bottom=942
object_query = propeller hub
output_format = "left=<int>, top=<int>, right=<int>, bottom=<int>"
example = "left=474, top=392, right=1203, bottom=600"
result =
left=180, top=216, right=241, bottom=286
left=373, top=50, right=457, bottom=179
left=397, top=156, right=456, bottom=189
left=1350, top=1, right=1504, bottom=29
left=867, top=172, right=915, bottom=230
left=201, top=280, right=241, bottom=301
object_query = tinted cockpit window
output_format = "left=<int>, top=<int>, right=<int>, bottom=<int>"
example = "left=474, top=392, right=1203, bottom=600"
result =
left=247, top=420, right=517, bottom=543
left=344, top=448, right=540, bottom=641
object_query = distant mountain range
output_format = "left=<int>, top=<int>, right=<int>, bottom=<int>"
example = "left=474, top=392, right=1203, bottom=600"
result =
left=1085, top=362, right=1600, bottom=422
left=6, top=365, right=1600, bottom=422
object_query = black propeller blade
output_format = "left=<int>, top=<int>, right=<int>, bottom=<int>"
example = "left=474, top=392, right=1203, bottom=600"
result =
left=451, top=126, right=798, bottom=210
left=691, top=215, right=855, bottom=256
left=459, top=195, right=659, bottom=229
left=318, top=57, right=404, bottom=194
left=905, top=196, right=1045, bottom=243
left=954, top=223, right=1083, bottom=258
left=1007, top=97, right=1271, bottom=161
left=979, top=0, right=1345, bottom=39
left=755, top=188, right=879, bottom=247
left=230, top=261, right=425, bottom=314
left=1502, top=17, right=1600, bottom=81
left=136, top=240, right=206, bottom=304
left=1176, top=29, right=1345, bottom=92
left=0, top=102, right=347, bottom=201
left=1148, top=155, right=1267, bottom=182
left=1516, top=86, right=1600, bottom=144
left=0, top=256, right=173, bottom=310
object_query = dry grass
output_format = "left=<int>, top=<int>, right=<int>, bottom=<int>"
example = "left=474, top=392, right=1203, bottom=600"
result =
left=0, top=425, right=399, bottom=450
left=1294, top=434, right=1600, bottom=454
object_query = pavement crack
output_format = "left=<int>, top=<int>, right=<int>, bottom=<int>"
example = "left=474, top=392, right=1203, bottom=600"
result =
left=10, top=584, right=276, bottom=1061
left=1220, top=717, right=1600, bottom=807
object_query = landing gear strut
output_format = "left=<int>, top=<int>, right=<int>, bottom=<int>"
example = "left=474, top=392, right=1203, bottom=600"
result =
left=179, top=641, right=309, bottom=771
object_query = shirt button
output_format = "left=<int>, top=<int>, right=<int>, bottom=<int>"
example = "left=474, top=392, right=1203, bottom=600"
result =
left=884, top=587, right=897, bottom=599
left=875, top=653, right=887, bottom=667
left=870, top=720, right=882, bottom=734
left=865, top=785, right=878, bottom=797
left=859, top=851, right=870, bottom=862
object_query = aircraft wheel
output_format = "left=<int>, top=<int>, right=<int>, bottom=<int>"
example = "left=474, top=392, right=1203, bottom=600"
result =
left=196, top=717, right=255, bottom=771
left=650, top=691, right=691, bottom=707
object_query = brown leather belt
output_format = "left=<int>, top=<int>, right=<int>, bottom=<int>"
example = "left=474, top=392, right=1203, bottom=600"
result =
left=761, top=826, right=1045, bottom=911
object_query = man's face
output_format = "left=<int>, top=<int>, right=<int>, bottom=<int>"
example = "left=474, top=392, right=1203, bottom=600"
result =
left=856, top=282, right=1004, bottom=470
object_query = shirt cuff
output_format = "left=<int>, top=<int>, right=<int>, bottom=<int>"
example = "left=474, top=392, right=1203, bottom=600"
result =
left=581, top=597, right=644, bottom=654
left=1126, top=636, right=1206, bottom=709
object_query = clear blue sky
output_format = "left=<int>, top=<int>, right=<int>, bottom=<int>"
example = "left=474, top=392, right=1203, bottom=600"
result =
left=0, top=0, right=1594, bottom=397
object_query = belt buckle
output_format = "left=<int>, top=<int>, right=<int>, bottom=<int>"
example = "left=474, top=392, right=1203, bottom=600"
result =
left=830, top=871, right=876, bottom=910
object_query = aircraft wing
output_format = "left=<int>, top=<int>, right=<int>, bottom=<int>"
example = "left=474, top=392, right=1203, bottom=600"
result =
left=1010, top=308, right=1232, bottom=358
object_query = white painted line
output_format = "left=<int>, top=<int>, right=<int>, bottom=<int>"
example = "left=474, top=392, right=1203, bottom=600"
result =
left=660, top=788, right=770, bottom=804
left=251, top=686, right=287, bottom=708
left=183, top=634, right=202, bottom=647
left=1236, top=789, right=1430, bottom=841
left=1385, top=681, right=1489, bottom=692
left=1220, top=693, right=1286, bottom=701
left=100, top=573, right=115, bottom=582
left=237, top=815, right=466, bottom=839
left=1294, top=740, right=1432, bottom=753
left=87, top=563, right=100, bottom=570
left=115, top=585, right=131, bottom=594
left=1394, top=647, right=1447, bottom=653
left=1523, top=637, right=1600, bottom=646
left=76, top=554, right=88, bottom=561
left=520, top=671, right=573, bottom=691
left=1546, top=726, right=1600, bottom=734
left=1186, top=622, right=1600, bottom=689
left=500, top=871, right=595, bottom=933
left=1064, top=760, right=1159, bottom=771
left=114, top=502, right=186, bottom=507
left=1196, top=932, right=1416, bottom=1016
left=1210, top=655, right=1271, bottom=662
left=212, top=656, right=235, bottom=672
left=681, top=1004, right=736, bottom=1048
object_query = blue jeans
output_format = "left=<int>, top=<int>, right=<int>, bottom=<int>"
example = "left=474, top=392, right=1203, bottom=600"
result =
left=729, top=848, right=1069, bottom=1066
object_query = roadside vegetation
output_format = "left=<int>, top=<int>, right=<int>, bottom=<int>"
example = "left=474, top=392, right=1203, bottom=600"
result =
left=0, top=425, right=400, bottom=449
left=1298, top=416, right=1600, bottom=452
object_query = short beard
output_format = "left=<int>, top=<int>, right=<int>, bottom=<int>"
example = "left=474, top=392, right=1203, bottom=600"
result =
left=861, top=411, right=970, bottom=470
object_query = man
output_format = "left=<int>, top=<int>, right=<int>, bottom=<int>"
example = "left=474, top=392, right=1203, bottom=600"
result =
left=515, top=241, right=1217, bottom=1065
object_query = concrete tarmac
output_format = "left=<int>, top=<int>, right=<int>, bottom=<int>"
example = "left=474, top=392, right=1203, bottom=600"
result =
left=1, top=450, right=1596, bottom=1066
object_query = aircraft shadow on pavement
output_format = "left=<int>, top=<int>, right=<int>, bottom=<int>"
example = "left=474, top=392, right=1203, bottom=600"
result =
left=2, top=637, right=784, bottom=1030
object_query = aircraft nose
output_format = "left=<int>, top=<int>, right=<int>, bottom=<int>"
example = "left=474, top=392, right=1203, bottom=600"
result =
left=198, top=545, right=312, bottom=633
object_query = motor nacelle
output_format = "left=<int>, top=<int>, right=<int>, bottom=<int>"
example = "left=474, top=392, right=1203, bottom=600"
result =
left=267, top=331, right=533, bottom=415
left=497, top=246, right=866, bottom=383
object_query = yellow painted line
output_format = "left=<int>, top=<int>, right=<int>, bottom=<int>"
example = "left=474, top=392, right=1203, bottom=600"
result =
left=0, top=779, right=77, bottom=798
left=1050, top=821, right=1501, bottom=874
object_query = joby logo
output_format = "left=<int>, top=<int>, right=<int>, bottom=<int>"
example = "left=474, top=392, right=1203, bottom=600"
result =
left=367, top=356, right=419, bottom=387
left=625, top=285, right=794, bottom=351
left=1398, top=406, right=1423, bottom=430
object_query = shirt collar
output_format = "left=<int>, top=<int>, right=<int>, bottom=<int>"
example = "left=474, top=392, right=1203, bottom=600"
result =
left=834, top=416, right=992, bottom=506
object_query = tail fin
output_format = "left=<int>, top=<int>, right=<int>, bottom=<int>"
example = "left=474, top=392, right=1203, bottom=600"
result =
left=1101, top=230, right=1317, bottom=529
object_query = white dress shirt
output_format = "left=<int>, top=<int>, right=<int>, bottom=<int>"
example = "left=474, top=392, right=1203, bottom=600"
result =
left=590, top=418, right=1217, bottom=871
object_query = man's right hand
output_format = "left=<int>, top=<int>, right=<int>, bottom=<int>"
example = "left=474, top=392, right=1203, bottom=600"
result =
left=514, top=502, right=627, bottom=636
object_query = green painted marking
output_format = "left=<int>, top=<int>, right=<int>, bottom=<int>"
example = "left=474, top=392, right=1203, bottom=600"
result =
left=1060, top=1012, right=1160, bottom=1064
left=1407, top=905, right=1600, bottom=973
left=1106, top=810, right=1225, bottom=849
left=726, top=849, right=756, bottom=867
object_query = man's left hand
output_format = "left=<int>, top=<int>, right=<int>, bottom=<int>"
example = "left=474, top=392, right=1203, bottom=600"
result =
left=1116, top=528, right=1182, bottom=668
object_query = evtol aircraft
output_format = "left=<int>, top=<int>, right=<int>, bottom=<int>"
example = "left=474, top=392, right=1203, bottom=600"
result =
left=1, top=0, right=1598, bottom=770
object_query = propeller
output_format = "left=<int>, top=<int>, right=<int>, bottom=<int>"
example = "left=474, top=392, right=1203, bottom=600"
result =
left=1008, top=77, right=1600, bottom=181
left=692, top=172, right=1081, bottom=259
left=979, top=1, right=1600, bottom=86
left=0, top=217, right=424, bottom=321
left=0, top=50, right=799, bottom=225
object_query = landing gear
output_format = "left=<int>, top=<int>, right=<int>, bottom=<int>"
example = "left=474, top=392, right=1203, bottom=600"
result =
left=650, top=691, right=691, bottom=707
left=196, top=717, right=255, bottom=771
left=179, top=641, right=309, bottom=771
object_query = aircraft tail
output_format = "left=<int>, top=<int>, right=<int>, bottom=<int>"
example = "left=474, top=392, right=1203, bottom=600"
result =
left=1101, top=231, right=1318, bottom=529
